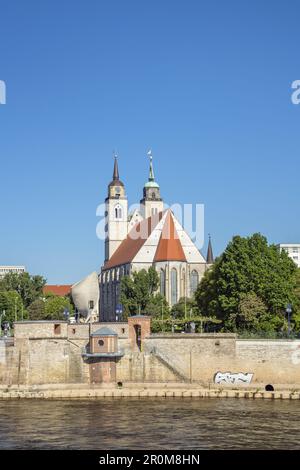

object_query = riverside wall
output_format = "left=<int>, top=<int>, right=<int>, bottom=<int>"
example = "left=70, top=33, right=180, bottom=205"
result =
left=0, top=321, right=300, bottom=390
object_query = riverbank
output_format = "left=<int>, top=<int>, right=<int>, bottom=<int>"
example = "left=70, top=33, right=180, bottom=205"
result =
left=0, top=386, right=300, bottom=400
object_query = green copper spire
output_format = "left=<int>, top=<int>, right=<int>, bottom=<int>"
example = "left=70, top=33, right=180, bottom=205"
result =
left=145, top=150, right=159, bottom=188
left=148, top=151, right=155, bottom=181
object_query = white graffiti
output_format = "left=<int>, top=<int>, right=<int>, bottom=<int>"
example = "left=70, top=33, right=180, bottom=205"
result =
left=214, top=371, right=253, bottom=385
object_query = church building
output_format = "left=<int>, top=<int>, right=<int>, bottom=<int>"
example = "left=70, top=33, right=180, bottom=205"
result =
left=100, top=153, right=213, bottom=321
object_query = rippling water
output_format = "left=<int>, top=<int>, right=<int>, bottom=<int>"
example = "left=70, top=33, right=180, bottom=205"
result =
left=0, top=398, right=299, bottom=449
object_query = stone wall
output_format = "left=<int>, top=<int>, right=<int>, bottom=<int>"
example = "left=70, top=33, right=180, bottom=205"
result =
left=142, top=335, right=300, bottom=388
left=234, top=339, right=300, bottom=387
left=144, top=333, right=237, bottom=385
left=1, top=322, right=300, bottom=389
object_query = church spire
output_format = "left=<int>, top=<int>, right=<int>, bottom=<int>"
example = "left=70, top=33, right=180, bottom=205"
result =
left=140, top=149, right=163, bottom=219
left=206, top=234, right=214, bottom=264
left=108, top=152, right=124, bottom=189
left=148, top=150, right=155, bottom=182
left=144, top=150, right=159, bottom=188
left=113, top=153, right=119, bottom=181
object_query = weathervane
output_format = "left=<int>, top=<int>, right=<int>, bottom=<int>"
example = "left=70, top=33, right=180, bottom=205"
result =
left=147, top=149, right=152, bottom=161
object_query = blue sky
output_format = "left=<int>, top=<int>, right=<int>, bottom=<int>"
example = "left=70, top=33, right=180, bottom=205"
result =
left=0, top=0, right=299, bottom=284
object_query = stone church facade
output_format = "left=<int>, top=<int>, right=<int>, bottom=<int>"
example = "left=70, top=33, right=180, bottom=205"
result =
left=99, top=154, right=213, bottom=321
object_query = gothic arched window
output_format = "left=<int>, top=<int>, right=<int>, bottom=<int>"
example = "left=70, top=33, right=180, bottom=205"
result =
left=114, top=204, right=122, bottom=219
left=190, top=270, right=199, bottom=296
left=171, top=268, right=178, bottom=306
left=182, top=269, right=186, bottom=298
left=160, top=269, right=165, bottom=297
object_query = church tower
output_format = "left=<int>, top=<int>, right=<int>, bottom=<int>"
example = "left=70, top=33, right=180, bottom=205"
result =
left=104, top=155, right=128, bottom=262
left=140, top=151, right=164, bottom=219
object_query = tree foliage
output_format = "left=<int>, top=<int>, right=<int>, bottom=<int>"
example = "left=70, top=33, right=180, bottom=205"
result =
left=236, top=292, right=268, bottom=330
left=27, top=294, right=73, bottom=321
left=195, top=233, right=298, bottom=332
left=0, top=272, right=46, bottom=308
left=28, top=299, right=45, bottom=320
left=0, top=291, right=26, bottom=324
left=120, top=267, right=167, bottom=317
left=171, top=297, right=198, bottom=319
left=43, top=295, right=73, bottom=320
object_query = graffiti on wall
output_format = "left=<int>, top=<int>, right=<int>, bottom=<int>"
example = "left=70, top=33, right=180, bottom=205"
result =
left=214, top=371, right=253, bottom=385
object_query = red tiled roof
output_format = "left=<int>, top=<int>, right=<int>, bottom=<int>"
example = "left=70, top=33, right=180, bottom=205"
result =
left=43, top=285, right=72, bottom=296
left=154, top=211, right=186, bottom=262
left=104, top=212, right=164, bottom=269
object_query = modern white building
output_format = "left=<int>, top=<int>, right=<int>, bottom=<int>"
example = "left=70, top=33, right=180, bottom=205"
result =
left=0, top=266, right=26, bottom=279
left=277, top=244, right=300, bottom=268
left=71, top=272, right=100, bottom=322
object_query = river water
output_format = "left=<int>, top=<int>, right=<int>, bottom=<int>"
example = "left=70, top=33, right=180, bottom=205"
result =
left=0, top=398, right=299, bottom=449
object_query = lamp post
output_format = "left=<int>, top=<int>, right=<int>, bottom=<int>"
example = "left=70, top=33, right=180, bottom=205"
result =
left=0, top=310, right=5, bottom=337
left=171, top=312, right=176, bottom=333
left=286, top=303, right=292, bottom=338
left=161, top=299, right=165, bottom=332
left=115, top=304, right=123, bottom=322
left=15, top=296, right=17, bottom=322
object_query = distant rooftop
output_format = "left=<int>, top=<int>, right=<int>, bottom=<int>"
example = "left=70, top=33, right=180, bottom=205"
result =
left=0, top=266, right=26, bottom=279
left=277, top=243, right=300, bottom=246
left=43, top=285, right=72, bottom=296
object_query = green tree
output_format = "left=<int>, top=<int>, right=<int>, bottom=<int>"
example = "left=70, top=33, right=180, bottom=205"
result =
left=195, top=233, right=297, bottom=332
left=292, top=269, right=300, bottom=330
left=28, top=299, right=45, bottom=320
left=236, top=292, right=268, bottom=330
left=147, top=266, right=160, bottom=294
left=146, top=293, right=170, bottom=318
left=171, top=297, right=198, bottom=319
left=44, top=296, right=73, bottom=320
left=0, top=272, right=46, bottom=308
left=0, top=291, right=26, bottom=325
left=120, top=267, right=165, bottom=317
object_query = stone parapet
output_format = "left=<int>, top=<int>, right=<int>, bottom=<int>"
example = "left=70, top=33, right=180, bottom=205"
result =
left=0, top=387, right=300, bottom=400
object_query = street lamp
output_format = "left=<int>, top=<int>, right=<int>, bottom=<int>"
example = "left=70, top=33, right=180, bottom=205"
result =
left=15, top=296, right=17, bottom=322
left=286, top=303, right=292, bottom=338
left=0, top=310, right=5, bottom=337
left=115, top=304, right=123, bottom=322
left=63, top=308, right=70, bottom=322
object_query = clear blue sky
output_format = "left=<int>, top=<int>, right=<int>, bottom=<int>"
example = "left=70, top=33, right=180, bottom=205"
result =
left=0, top=0, right=299, bottom=284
